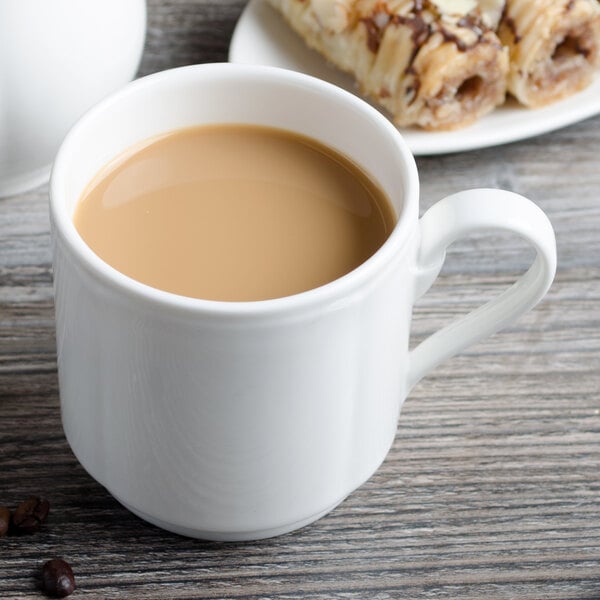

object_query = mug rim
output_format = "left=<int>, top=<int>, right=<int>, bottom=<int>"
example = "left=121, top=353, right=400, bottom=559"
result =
left=50, top=63, right=420, bottom=317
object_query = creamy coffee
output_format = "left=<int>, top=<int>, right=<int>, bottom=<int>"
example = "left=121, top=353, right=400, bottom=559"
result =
left=74, top=124, right=396, bottom=301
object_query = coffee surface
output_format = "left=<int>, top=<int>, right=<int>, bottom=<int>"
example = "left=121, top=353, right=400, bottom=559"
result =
left=74, top=124, right=396, bottom=301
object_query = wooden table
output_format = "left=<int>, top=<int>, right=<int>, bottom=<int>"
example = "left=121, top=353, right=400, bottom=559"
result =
left=1, top=2, right=599, bottom=598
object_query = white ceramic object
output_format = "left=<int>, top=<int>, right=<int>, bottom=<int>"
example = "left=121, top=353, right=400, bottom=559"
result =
left=50, top=64, right=557, bottom=541
left=229, top=0, right=600, bottom=155
left=0, top=0, right=146, bottom=197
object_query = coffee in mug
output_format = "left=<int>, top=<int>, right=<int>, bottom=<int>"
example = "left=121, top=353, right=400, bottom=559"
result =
left=74, top=124, right=396, bottom=301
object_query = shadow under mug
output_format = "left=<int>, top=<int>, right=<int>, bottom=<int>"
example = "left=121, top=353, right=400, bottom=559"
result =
left=50, top=63, right=557, bottom=541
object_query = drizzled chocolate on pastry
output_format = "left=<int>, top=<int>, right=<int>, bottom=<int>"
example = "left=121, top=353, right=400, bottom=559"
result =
left=267, top=0, right=600, bottom=129
left=268, top=0, right=509, bottom=130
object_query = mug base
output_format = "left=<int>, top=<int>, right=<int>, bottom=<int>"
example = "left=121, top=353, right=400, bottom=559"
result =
left=115, top=495, right=344, bottom=541
left=0, top=164, right=52, bottom=198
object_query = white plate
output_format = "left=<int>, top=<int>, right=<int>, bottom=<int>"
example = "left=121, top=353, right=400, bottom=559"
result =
left=229, top=0, right=600, bottom=155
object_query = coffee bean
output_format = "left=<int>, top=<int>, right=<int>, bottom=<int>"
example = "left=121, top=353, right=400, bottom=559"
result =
left=0, top=506, right=11, bottom=537
left=11, top=496, right=50, bottom=534
left=41, top=559, right=76, bottom=598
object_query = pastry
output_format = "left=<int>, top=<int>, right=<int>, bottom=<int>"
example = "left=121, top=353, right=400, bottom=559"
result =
left=498, top=0, right=600, bottom=107
left=267, top=0, right=509, bottom=130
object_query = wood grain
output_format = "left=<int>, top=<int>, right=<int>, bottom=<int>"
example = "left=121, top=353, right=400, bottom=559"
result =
left=1, top=1, right=599, bottom=598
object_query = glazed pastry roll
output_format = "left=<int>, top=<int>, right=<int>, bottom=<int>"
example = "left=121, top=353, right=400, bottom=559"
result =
left=267, top=0, right=509, bottom=130
left=498, top=0, right=600, bottom=107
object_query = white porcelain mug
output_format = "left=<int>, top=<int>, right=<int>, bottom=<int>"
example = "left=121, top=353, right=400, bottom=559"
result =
left=0, top=0, right=146, bottom=197
left=50, top=63, right=557, bottom=541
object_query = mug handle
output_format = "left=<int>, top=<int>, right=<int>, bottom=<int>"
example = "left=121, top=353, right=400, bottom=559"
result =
left=407, top=188, right=557, bottom=391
